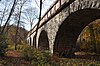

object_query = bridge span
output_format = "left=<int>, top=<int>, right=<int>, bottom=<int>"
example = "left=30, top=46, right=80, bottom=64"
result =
left=27, top=0, right=100, bottom=54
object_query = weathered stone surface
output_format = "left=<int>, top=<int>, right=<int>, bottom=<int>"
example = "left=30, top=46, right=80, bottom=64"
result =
left=27, top=0, right=100, bottom=54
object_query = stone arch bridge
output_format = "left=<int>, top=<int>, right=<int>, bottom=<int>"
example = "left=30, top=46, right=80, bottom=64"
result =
left=27, top=0, right=100, bottom=54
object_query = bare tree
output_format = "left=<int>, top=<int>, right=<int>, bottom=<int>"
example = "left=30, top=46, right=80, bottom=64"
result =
left=35, top=0, right=42, bottom=45
left=23, top=7, right=38, bottom=29
left=14, top=0, right=30, bottom=50
left=0, top=0, right=17, bottom=34
left=0, top=0, right=12, bottom=30
left=0, top=6, right=6, bottom=26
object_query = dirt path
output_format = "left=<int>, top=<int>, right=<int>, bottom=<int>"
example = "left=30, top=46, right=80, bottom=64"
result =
left=6, top=50, right=21, bottom=57
left=0, top=50, right=32, bottom=66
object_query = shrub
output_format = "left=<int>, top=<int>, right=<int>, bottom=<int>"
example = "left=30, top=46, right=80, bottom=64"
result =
left=22, top=46, right=51, bottom=65
left=0, top=60, right=7, bottom=66
left=22, top=46, right=34, bottom=61
left=0, top=34, right=8, bottom=57
left=31, top=50, right=51, bottom=65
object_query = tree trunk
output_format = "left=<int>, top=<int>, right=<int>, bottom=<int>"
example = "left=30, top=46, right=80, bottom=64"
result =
left=15, top=4, right=23, bottom=50
left=35, top=0, right=42, bottom=47
left=0, top=0, right=17, bottom=34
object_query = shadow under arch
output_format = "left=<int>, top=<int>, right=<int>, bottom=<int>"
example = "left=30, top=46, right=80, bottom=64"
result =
left=33, top=35, right=36, bottom=48
left=38, top=30, right=49, bottom=51
left=29, top=37, right=32, bottom=46
left=53, top=8, right=100, bottom=56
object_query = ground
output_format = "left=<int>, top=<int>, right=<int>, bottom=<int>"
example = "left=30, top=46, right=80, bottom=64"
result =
left=0, top=50, right=100, bottom=66
left=0, top=50, right=32, bottom=66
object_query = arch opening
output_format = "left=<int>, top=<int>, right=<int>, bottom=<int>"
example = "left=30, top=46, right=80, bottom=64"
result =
left=53, top=9, right=100, bottom=57
left=29, top=37, right=32, bottom=46
left=33, top=35, right=36, bottom=48
left=38, top=30, right=49, bottom=51
left=76, top=19, right=100, bottom=54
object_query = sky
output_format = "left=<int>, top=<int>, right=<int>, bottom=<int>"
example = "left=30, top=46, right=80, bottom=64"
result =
left=25, top=0, right=55, bottom=31
left=31, top=0, right=55, bottom=16
left=0, top=0, right=55, bottom=31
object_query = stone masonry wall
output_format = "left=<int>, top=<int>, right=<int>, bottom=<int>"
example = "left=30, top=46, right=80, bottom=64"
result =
left=28, top=0, right=100, bottom=54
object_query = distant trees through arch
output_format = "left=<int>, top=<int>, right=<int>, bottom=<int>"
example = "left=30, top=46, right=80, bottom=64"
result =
left=53, top=9, right=100, bottom=57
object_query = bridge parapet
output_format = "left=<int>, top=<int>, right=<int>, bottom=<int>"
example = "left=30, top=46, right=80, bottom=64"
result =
left=39, top=0, right=68, bottom=27
left=70, top=0, right=100, bottom=13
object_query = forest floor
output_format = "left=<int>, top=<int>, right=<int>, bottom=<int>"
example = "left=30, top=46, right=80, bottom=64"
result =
left=0, top=50, right=32, bottom=66
left=0, top=50, right=100, bottom=66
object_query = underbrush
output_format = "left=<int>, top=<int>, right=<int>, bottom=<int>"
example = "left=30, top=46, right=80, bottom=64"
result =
left=22, top=46, right=100, bottom=66
left=0, top=34, right=8, bottom=57
left=22, top=46, right=51, bottom=65
left=0, top=59, right=7, bottom=66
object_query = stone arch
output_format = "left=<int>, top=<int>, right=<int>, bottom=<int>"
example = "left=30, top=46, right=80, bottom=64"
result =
left=54, top=9, right=100, bottom=55
left=38, top=30, right=49, bottom=50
